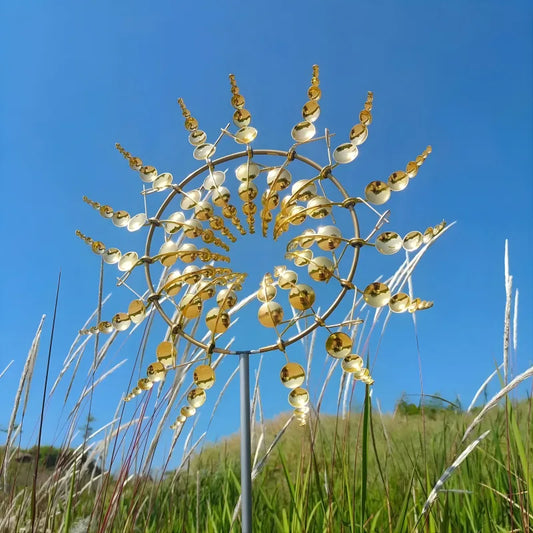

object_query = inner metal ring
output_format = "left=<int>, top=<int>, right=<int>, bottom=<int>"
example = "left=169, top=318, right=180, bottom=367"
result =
left=144, top=148, right=360, bottom=355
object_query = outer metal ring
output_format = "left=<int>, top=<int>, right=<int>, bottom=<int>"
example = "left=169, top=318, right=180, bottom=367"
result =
left=144, top=148, right=360, bottom=355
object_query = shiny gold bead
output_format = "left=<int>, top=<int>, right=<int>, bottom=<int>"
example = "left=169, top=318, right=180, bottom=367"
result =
left=156, top=341, right=176, bottom=368
left=317, top=225, right=342, bottom=251
left=298, top=228, right=316, bottom=249
left=223, top=204, right=237, bottom=217
left=233, top=108, right=252, bottom=128
left=257, top=284, right=276, bottom=302
left=188, top=129, right=207, bottom=146
left=163, top=270, right=182, bottom=296
left=180, top=189, right=201, bottom=209
left=307, top=86, right=321, bottom=100
left=99, top=205, right=114, bottom=218
left=375, top=232, right=403, bottom=255
left=231, top=94, right=245, bottom=108
left=288, top=284, right=316, bottom=310
left=159, top=241, right=179, bottom=267
left=388, top=170, right=409, bottom=192
left=128, top=299, right=146, bottom=324
left=153, top=173, right=172, bottom=192
left=341, top=354, right=364, bottom=373
left=242, top=202, right=257, bottom=215
left=423, top=227, right=434, bottom=243
left=408, top=297, right=421, bottom=313
left=98, top=321, right=113, bottom=334
left=164, top=211, right=185, bottom=234
left=279, top=196, right=291, bottom=215
left=325, top=332, right=352, bottom=359
left=363, top=282, right=391, bottom=308
left=193, top=365, right=216, bottom=390
left=138, top=378, right=153, bottom=391
left=403, top=231, right=423, bottom=251
left=278, top=270, right=297, bottom=289
left=103, top=248, right=121, bottom=264
left=267, top=167, right=291, bottom=191
left=307, top=196, right=331, bottom=218
left=187, top=388, right=207, bottom=408
left=112, top=312, right=131, bottom=332
left=178, top=243, right=198, bottom=263
left=177, top=414, right=187, bottom=424
left=302, top=100, right=320, bottom=122
left=208, top=216, right=223, bottom=231
left=203, top=171, right=225, bottom=190
left=184, top=116, right=198, bottom=131
left=291, top=121, right=316, bottom=143
left=359, top=109, right=372, bottom=125
left=182, top=265, right=202, bottom=284
left=127, top=213, right=147, bottom=231
left=261, top=189, right=279, bottom=209
left=308, top=256, right=335, bottom=281
left=194, top=201, right=213, bottom=221
left=290, top=249, right=313, bottom=267
left=205, top=307, right=230, bottom=333
left=140, top=165, right=158, bottom=182
left=216, top=289, right=238, bottom=309
left=147, top=361, right=166, bottom=382
left=213, top=187, right=231, bottom=207
left=288, top=388, right=309, bottom=408
left=291, top=179, right=317, bottom=201
left=235, top=126, right=257, bottom=144
left=288, top=205, right=306, bottom=225
left=280, top=362, right=305, bottom=389
left=118, top=251, right=139, bottom=272
left=132, top=386, right=142, bottom=396
left=405, top=161, right=418, bottom=178
left=349, top=124, right=368, bottom=145
left=195, top=281, right=216, bottom=300
left=235, top=162, right=260, bottom=181
left=333, top=143, right=358, bottom=164
left=193, top=143, right=216, bottom=161
left=257, top=301, right=284, bottom=327
left=354, top=368, right=371, bottom=382
left=179, top=294, right=203, bottom=319
left=112, top=210, right=130, bottom=227
left=295, top=405, right=310, bottom=415
left=129, top=156, right=143, bottom=171
left=364, top=181, right=391, bottom=205
left=389, top=292, right=410, bottom=313
left=238, top=181, right=258, bottom=201
left=91, top=241, right=106, bottom=255
left=181, top=405, right=196, bottom=418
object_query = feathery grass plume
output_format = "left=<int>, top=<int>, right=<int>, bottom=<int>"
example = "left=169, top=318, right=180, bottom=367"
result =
left=462, top=366, right=533, bottom=443
left=467, top=363, right=504, bottom=412
left=1, top=315, right=45, bottom=489
left=503, top=240, right=512, bottom=384
left=421, top=430, right=490, bottom=516
left=0, top=360, right=13, bottom=380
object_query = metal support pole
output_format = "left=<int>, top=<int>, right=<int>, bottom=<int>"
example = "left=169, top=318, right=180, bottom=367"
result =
left=239, top=352, right=252, bottom=533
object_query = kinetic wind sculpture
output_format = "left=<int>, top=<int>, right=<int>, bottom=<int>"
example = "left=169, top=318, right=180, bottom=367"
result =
left=77, top=64, right=443, bottom=432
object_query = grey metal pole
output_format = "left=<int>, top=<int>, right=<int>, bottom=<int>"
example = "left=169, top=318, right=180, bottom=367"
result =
left=239, top=352, right=252, bottom=533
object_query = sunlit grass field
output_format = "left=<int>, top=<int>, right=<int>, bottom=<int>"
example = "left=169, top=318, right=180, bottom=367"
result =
left=1, top=400, right=531, bottom=532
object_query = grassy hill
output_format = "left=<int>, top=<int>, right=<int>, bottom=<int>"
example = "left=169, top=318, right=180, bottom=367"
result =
left=2, top=399, right=530, bottom=532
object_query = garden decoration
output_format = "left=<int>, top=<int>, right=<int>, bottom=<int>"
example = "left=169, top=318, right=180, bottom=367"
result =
left=76, top=65, right=443, bottom=532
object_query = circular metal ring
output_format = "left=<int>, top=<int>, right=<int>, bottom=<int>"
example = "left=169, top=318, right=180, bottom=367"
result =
left=144, top=148, right=360, bottom=355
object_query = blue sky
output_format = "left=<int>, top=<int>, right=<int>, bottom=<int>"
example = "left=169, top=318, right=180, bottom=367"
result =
left=1, top=1, right=531, bottom=460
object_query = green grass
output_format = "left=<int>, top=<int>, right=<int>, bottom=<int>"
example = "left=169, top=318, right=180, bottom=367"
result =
left=2, top=399, right=530, bottom=532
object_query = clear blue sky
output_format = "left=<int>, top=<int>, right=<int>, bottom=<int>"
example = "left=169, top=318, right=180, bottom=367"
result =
left=1, top=1, right=531, bottom=461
